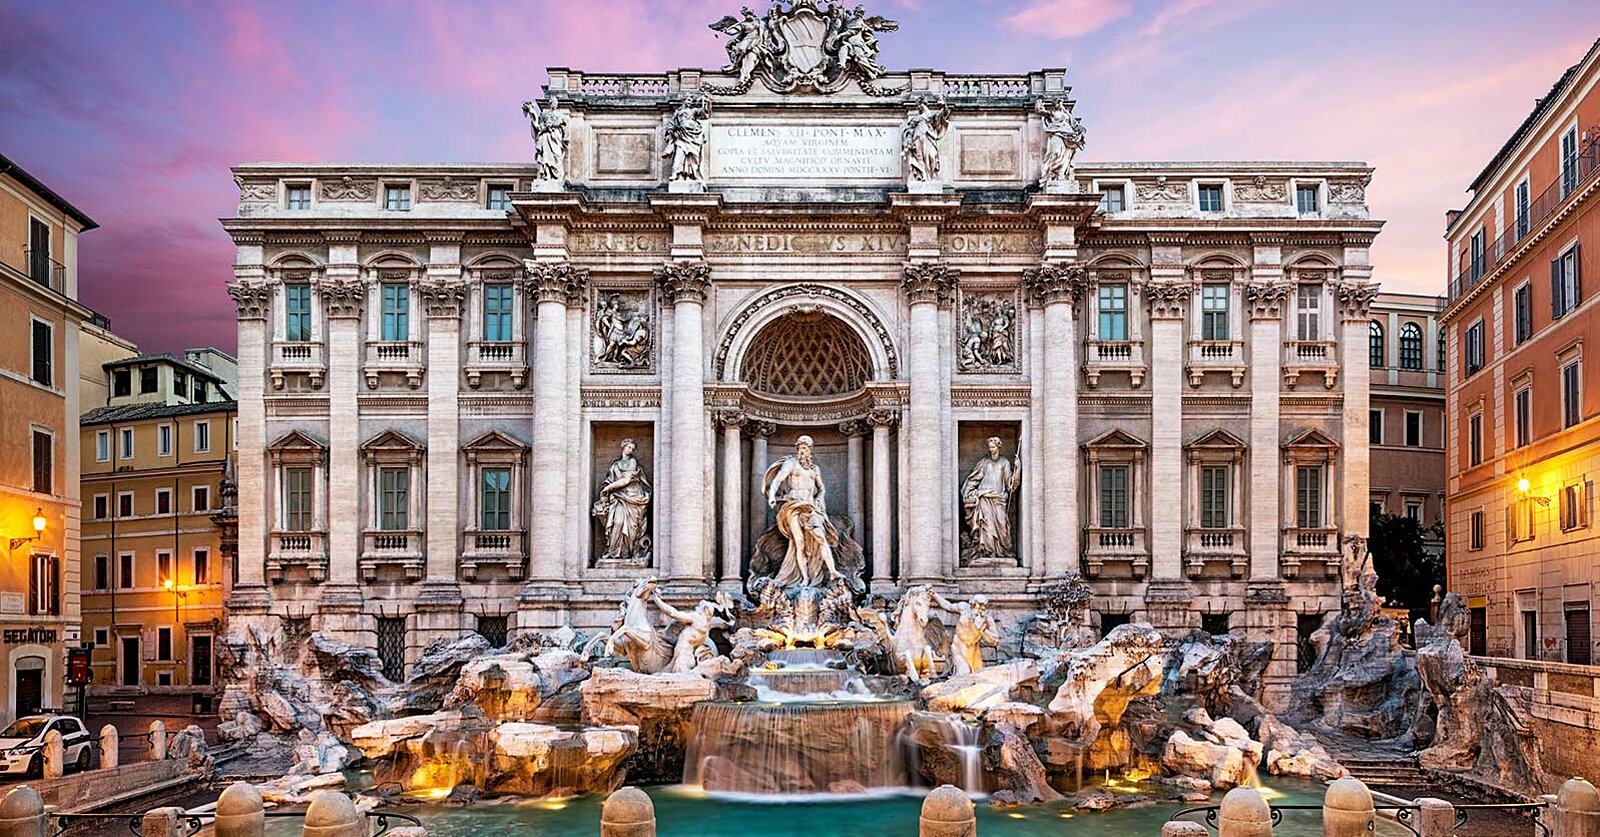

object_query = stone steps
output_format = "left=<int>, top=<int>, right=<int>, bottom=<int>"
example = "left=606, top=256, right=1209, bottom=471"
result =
left=1337, top=756, right=1426, bottom=786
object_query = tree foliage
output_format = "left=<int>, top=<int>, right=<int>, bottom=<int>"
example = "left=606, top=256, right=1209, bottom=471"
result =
left=1367, top=512, right=1445, bottom=615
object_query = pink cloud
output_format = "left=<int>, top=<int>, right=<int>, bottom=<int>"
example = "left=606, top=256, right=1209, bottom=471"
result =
left=1001, top=0, right=1133, bottom=39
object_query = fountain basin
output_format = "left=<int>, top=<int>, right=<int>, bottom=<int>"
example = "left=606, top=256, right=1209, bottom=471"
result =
left=685, top=698, right=915, bottom=794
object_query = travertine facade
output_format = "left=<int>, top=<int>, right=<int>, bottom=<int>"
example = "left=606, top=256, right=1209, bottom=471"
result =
left=221, top=9, right=1382, bottom=708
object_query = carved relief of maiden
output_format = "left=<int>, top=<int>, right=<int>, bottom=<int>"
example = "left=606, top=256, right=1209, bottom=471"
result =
left=593, top=438, right=652, bottom=562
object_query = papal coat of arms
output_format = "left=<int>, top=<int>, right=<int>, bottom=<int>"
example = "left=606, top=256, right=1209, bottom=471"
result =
left=707, top=1, right=902, bottom=95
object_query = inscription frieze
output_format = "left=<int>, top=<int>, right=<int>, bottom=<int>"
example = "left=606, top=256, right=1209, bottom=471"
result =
left=709, top=124, right=901, bottom=179
left=704, top=232, right=908, bottom=255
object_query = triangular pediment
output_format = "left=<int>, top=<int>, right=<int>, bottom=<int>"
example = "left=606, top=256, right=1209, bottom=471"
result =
left=1283, top=427, right=1339, bottom=451
left=1188, top=428, right=1246, bottom=451
left=462, top=429, right=527, bottom=452
left=361, top=429, right=423, bottom=452
left=1084, top=428, right=1147, bottom=450
left=268, top=428, right=325, bottom=451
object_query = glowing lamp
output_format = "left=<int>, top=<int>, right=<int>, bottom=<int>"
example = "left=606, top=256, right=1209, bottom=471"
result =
left=163, top=578, right=175, bottom=590
left=8, top=508, right=47, bottom=550
left=1518, top=478, right=1531, bottom=493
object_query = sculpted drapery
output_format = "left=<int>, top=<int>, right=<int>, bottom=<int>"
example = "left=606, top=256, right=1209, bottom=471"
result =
left=764, top=435, right=842, bottom=588
left=962, top=437, right=1021, bottom=558
left=593, top=439, right=651, bottom=561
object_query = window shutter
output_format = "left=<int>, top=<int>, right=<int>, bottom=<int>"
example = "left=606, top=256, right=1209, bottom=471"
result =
left=1506, top=504, right=1515, bottom=547
left=27, top=559, right=38, bottom=615
left=1553, top=256, right=1564, bottom=318
left=1575, top=245, right=1582, bottom=304
left=48, top=557, right=60, bottom=615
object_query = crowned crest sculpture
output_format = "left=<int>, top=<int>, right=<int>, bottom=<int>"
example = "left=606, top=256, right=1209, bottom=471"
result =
left=707, top=1, right=903, bottom=95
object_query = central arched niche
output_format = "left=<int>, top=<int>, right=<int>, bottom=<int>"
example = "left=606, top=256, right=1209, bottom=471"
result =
left=740, top=310, right=873, bottom=398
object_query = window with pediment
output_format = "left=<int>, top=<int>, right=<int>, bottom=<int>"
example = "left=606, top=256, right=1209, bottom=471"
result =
left=268, top=430, right=326, bottom=533
left=461, top=430, right=529, bottom=581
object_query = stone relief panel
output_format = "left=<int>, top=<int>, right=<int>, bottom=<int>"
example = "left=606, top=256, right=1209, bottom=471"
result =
left=418, top=177, right=479, bottom=202
left=1233, top=176, right=1287, bottom=203
left=957, top=130, right=1020, bottom=178
left=321, top=177, right=377, bottom=201
left=956, top=287, right=1020, bottom=373
left=590, top=287, right=657, bottom=373
left=591, top=422, right=655, bottom=568
left=957, top=421, right=1022, bottom=568
left=594, top=131, right=659, bottom=177
left=1134, top=175, right=1189, bottom=205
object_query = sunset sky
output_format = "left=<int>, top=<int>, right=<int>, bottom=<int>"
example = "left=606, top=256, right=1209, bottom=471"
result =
left=3, top=0, right=1597, bottom=354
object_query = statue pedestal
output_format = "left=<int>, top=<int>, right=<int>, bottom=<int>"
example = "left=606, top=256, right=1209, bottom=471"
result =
left=529, top=179, right=566, bottom=193
left=907, top=179, right=947, bottom=195
left=1043, top=179, right=1084, bottom=194
left=667, top=180, right=707, bottom=194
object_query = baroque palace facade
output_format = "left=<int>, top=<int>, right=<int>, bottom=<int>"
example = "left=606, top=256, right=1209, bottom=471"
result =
left=221, top=4, right=1382, bottom=706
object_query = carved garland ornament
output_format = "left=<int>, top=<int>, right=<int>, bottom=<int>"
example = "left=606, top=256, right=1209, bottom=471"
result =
left=713, top=283, right=899, bottom=381
left=1244, top=280, right=1295, bottom=319
left=1336, top=281, right=1380, bottom=319
left=418, top=177, right=479, bottom=202
left=321, top=279, right=366, bottom=319
left=320, top=177, right=376, bottom=201
left=416, top=281, right=466, bottom=318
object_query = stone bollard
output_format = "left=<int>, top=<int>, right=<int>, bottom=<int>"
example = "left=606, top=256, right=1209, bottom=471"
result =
left=99, top=725, right=119, bottom=770
left=1219, top=787, right=1274, bottom=837
left=1414, top=797, right=1455, bottom=837
left=148, top=720, right=166, bottom=762
left=303, top=791, right=365, bottom=837
left=0, top=786, right=47, bottom=837
left=1162, top=822, right=1210, bottom=836
left=1553, top=777, right=1600, bottom=837
left=600, top=787, right=655, bottom=837
left=920, top=785, right=976, bottom=837
left=140, top=807, right=186, bottom=837
left=215, top=783, right=265, bottom=837
left=40, top=732, right=62, bottom=780
left=1322, top=777, right=1375, bottom=837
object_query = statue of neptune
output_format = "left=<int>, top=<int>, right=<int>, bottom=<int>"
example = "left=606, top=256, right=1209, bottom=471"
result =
left=764, top=435, right=842, bottom=588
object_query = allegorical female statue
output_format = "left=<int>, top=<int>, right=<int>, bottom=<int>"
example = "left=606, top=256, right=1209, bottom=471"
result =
left=523, top=97, right=570, bottom=182
left=901, top=97, right=949, bottom=183
left=764, top=435, right=841, bottom=588
left=1039, top=98, right=1086, bottom=184
left=961, top=436, right=1021, bottom=559
left=663, top=95, right=711, bottom=183
left=593, top=438, right=651, bottom=561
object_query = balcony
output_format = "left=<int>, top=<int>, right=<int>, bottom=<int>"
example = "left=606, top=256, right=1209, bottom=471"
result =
left=465, top=341, right=527, bottom=389
left=23, top=249, right=64, bottom=293
left=364, top=341, right=425, bottom=389
left=1185, top=340, right=1246, bottom=387
left=1083, top=340, right=1147, bottom=388
left=1280, top=526, right=1340, bottom=579
left=1183, top=527, right=1248, bottom=579
left=1282, top=340, right=1339, bottom=389
left=1082, top=526, right=1149, bottom=579
left=461, top=529, right=528, bottom=581
left=360, top=529, right=425, bottom=582
left=271, top=341, right=326, bottom=390
left=267, top=530, right=328, bottom=582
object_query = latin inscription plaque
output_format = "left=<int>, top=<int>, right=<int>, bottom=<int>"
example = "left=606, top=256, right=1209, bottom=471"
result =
left=710, top=124, right=901, bottom=180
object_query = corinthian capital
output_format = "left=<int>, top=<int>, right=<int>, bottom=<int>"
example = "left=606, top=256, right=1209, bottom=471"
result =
left=901, top=261, right=957, bottom=305
left=1145, top=281, right=1196, bottom=319
left=522, top=259, right=589, bottom=307
left=1244, top=280, right=1295, bottom=320
left=226, top=282, right=272, bottom=320
left=1335, top=281, right=1380, bottom=320
left=1023, top=261, right=1086, bottom=306
left=655, top=260, right=712, bottom=304
left=321, top=279, right=366, bottom=320
left=418, top=280, right=467, bottom=318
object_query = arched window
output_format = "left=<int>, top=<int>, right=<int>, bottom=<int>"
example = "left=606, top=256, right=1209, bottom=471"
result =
left=1369, top=321, right=1385, bottom=368
left=1437, top=327, right=1447, bottom=372
left=1399, top=323, right=1423, bottom=370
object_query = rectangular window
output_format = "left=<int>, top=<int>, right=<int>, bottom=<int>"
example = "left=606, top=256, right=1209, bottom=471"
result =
left=1469, top=412, right=1483, bottom=466
left=379, top=467, right=410, bottom=530
left=155, top=488, right=172, bottom=516
left=476, top=615, right=508, bottom=648
left=486, top=184, right=513, bottom=210
left=1464, top=320, right=1484, bottom=374
left=1199, top=466, right=1229, bottom=529
left=376, top=617, right=406, bottom=681
left=1405, top=411, right=1422, bottom=447
left=1405, top=501, right=1423, bottom=522
left=1098, top=184, right=1124, bottom=212
left=194, top=379, right=206, bottom=402
left=1097, top=283, right=1128, bottom=341
left=1197, top=183, right=1224, bottom=212
left=193, top=548, right=209, bottom=585
left=1296, top=284, right=1320, bottom=341
left=113, top=369, right=131, bottom=397
left=172, top=370, right=186, bottom=397
left=1470, top=510, right=1484, bottom=550
left=157, top=424, right=173, bottom=457
left=1470, top=607, right=1488, bottom=656
left=1515, top=179, right=1530, bottom=240
left=1514, top=283, right=1532, bottom=344
left=27, top=554, right=59, bottom=616
left=1561, top=482, right=1589, bottom=531
left=94, top=628, right=109, bottom=648
left=384, top=184, right=411, bottom=210
left=1469, top=227, right=1485, bottom=281
left=1295, top=465, right=1323, bottom=529
left=286, top=184, right=311, bottom=210
left=1296, top=184, right=1319, bottom=213
left=140, top=366, right=157, bottom=393
left=381, top=283, right=410, bottom=341
left=157, top=551, right=172, bottom=586
left=31, top=319, right=52, bottom=386
left=157, top=627, right=172, bottom=662
left=31, top=430, right=51, bottom=493
left=1098, top=465, right=1129, bottom=528
left=95, top=430, right=110, bottom=462
left=285, top=467, right=314, bottom=531
left=119, top=553, right=134, bottom=589
left=1369, top=410, right=1383, bottom=445
left=93, top=494, right=108, bottom=520
left=1524, top=609, right=1539, bottom=659
left=483, top=283, right=514, bottom=342
left=1552, top=246, right=1581, bottom=319
left=481, top=467, right=511, bottom=530
left=1515, top=387, right=1532, bottom=448
left=117, top=492, right=134, bottom=518
left=194, top=420, right=211, bottom=453
left=192, top=485, right=210, bottom=512
left=1510, top=497, right=1535, bottom=543
left=119, top=427, right=134, bottom=458
left=1563, top=361, right=1583, bottom=429
left=28, top=217, right=51, bottom=286
left=1200, top=283, right=1229, bottom=340
left=1566, top=604, right=1591, bottom=666
left=1561, top=127, right=1580, bottom=197
left=94, top=555, right=109, bottom=591
left=284, top=284, right=312, bottom=342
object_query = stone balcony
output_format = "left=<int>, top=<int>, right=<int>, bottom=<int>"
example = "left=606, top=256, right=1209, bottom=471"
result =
left=1281, top=526, right=1341, bottom=578
left=1183, top=527, right=1248, bottom=578
left=1185, top=339, right=1247, bottom=387
left=1283, top=340, right=1340, bottom=389
left=461, top=529, right=528, bottom=582
left=1083, top=340, right=1147, bottom=388
left=1082, top=526, right=1149, bottom=579
left=267, top=530, right=328, bottom=582
left=360, top=529, right=425, bottom=582
left=270, top=341, right=325, bottom=390
left=363, top=341, right=425, bottom=389
left=465, top=341, right=528, bottom=389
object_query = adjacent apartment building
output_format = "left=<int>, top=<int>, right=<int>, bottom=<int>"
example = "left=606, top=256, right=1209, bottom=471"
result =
left=1368, top=291, right=1447, bottom=557
left=81, top=352, right=236, bottom=697
left=1443, top=38, right=1600, bottom=662
left=0, top=153, right=97, bottom=720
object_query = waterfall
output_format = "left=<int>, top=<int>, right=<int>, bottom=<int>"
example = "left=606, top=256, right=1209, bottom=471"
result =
left=684, top=699, right=915, bottom=794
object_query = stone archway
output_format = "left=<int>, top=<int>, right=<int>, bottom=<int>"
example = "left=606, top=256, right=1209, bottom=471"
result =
left=741, top=311, right=874, bottom=398
left=715, top=283, right=899, bottom=384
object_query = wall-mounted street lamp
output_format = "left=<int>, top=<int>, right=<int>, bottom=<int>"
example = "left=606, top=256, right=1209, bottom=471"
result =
left=1516, top=477, right=1551, bottom=506
left=7, top=508, right=47, bottom=550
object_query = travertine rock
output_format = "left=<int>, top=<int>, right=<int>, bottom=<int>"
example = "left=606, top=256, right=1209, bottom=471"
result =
left=1046, top=624, right=1166, bottom=745
left=921, top=661, right=1040, bottom=714
left=581, top=667, right=717, bottom=784
left=1256, top=715, right=1346, bottom=781
left=1288, top=574, right=1422, bottom=740
left=981, top=703, right=1060, bottom=803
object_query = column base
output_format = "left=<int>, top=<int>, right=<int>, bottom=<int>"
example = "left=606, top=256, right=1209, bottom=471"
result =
left=513, top=585, right=574, bottom=635
left=659, top=578, right=712, bottom=601
left=1142, top=579, right=1194, bottom=635
left=1241, top=581, right=1297, bottom=714
left=415, top=581, right=465, bottom=609
left=225, top=583, right=272, bottom=614
left=318, top=583, right=364, bottom=610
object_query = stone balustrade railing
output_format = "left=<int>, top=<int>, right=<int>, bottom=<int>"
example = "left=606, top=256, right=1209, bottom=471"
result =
left=543, top=68, right=1067, bottom=103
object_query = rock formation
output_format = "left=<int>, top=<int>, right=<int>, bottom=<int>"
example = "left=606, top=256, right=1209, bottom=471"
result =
left=1288, top=571, right=1424, bottom=740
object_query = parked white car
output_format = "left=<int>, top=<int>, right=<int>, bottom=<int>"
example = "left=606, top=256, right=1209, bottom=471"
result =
left=0, top=715, right=94, bottom=777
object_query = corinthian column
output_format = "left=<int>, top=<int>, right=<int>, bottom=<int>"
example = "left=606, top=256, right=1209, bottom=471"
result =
left=1245, top=277, right=1293, bottom=580
left=841, top=421, right=866, bottom=542
left=747, top=421, right=775, bottom=547
left=226, top=280, right=272, bottom=615
left=658, top=260, right=712, bottom=588
left=867, top=410, right=898, bottom=589
left=1024, top=263, right=1085, bottom=578
left=901, top=262, right=956, bottom=584
left=1337, top=279, right=1379, bottom=542
left=523, top=260, right=587, bottom=585
left=717, top=411, right=746, bottom=587
left=418, top=278, right=466, bottom=587
left=1146, top=280, right=1194, bottom=580
left=320, top=277, right=365, bottom=606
